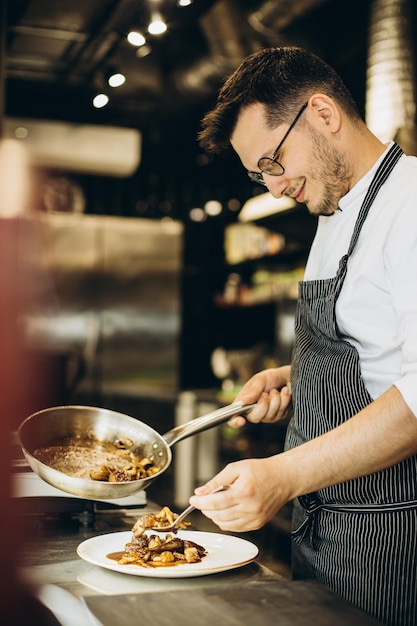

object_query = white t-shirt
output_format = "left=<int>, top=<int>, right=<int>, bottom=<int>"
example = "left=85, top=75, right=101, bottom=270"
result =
left=304, top=143, right=417, bottom=417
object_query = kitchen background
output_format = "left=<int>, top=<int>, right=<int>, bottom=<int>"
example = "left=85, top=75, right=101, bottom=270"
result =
left=1, top=0, right=416, bottom=574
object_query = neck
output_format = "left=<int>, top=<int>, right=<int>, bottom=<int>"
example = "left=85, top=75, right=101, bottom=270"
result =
left=346, top=124, right=387, bottom=188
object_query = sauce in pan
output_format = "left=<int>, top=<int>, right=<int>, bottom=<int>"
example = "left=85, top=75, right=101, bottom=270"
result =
left=33, top=437, right=160, bottom=481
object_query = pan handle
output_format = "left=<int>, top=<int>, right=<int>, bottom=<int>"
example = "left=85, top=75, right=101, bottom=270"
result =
left=162, top=401, right=256, bottom=447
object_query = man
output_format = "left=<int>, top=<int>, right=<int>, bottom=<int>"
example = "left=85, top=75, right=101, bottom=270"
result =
left=189, top=47, right=417, bottom=626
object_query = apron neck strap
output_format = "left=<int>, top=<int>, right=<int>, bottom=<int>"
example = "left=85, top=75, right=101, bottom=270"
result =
left=334, top=142, right=403, bottom=293
left=346, top=142, right=403, bottom=257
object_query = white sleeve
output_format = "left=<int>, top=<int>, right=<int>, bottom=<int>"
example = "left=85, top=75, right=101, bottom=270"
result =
left=389, top=192, right=417, bottom=417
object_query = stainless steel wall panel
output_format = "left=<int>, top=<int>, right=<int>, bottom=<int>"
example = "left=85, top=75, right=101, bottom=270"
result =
left=21, top=213, right=183, bottom=399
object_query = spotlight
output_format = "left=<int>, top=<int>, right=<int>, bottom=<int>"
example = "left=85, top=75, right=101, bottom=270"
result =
left=92, top=93, right=109, bottom=109
left=148, top=18, right=167, bottom=35
left=127, top=31, right=146, bottom=47
left=108, top=72, right=126, bottom=88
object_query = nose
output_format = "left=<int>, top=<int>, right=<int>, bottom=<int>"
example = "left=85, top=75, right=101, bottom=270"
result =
left=264, top=174, right=288, bottom=198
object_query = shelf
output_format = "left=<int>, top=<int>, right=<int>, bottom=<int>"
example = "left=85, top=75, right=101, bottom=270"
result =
left=224, top=245, right=308, bottom=271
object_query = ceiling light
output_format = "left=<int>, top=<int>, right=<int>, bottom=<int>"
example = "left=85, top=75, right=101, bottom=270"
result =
left=178, top=0, right=193, bottom=6
left=108, top=72, right=126, bottom=88
left=92, top=94, right=109, bottom=109
left=148, top=19, right=167, bottom=35
left=127, top=31, right=146, bottom=47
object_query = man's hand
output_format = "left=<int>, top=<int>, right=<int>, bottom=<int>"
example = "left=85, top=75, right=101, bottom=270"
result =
left=229, top=365, right=292, bottom=428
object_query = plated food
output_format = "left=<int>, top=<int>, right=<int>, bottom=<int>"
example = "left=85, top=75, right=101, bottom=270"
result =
left=114, top=506, right=202, bottom=568
left=77, top=530, right=259, bottom=578
left=131, top=505, right=191, bottom=536
left=118, top=532, right=207, bottom=568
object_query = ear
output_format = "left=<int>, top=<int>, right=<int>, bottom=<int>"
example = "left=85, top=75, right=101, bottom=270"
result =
left=308, top=94, right=341, bottom=132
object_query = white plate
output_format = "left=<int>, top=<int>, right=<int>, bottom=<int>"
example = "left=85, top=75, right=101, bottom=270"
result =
left=77, top=530, right=259, bottom=578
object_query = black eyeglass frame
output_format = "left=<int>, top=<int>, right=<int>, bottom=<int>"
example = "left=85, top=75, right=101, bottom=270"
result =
left=247, top=101, right=308, bottom=186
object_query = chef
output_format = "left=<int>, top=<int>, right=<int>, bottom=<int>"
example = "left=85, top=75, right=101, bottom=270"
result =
left=189, top=46, right=417, bottom=626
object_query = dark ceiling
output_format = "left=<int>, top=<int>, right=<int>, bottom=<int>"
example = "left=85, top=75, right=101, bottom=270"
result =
left=3, top=0, right=372, bottom=127
left=1, top=0, right=374, bottom=225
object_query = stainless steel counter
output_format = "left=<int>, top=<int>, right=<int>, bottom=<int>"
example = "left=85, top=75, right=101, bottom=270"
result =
left=16, top=503, right=380, bottom=626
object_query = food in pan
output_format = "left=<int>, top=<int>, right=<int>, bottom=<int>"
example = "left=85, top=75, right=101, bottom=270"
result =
left=88, top=455, right=160, bottom=483
left=32, top=436, right=161, bottom=482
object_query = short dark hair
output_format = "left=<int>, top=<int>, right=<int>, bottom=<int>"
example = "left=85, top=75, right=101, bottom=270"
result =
left=198, top=46, right=361, bottom=154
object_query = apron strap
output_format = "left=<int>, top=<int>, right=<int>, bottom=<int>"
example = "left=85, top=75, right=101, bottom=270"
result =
left=334, top=143, right=403, bottom=295
left=293, top=144, right=405, bottom=546
left=292, top=495, right=417, bottom=545
left=347, top=142, right=403, bottom=256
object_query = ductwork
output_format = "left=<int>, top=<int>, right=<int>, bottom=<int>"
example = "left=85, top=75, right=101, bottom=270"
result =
left=172, top=0, right=258, bottom=99
left=248, top=0, right=330, bottom=38
left=366, top=0, right=417, bottom=154
left=172, top=0, right=329, bottom=99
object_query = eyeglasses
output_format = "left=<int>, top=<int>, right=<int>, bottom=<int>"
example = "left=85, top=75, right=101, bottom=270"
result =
left=247, top=102, right=308, bottom=186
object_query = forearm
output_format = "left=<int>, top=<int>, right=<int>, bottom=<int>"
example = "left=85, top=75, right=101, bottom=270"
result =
left=280, top=385, right=417, bottom=501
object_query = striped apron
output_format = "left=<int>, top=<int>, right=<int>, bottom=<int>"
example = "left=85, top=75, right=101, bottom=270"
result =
left=286, top=142, right=417, bottom=626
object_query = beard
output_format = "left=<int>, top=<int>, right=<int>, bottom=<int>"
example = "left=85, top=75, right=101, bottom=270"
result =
left=305, top=126, right=354, bottom=216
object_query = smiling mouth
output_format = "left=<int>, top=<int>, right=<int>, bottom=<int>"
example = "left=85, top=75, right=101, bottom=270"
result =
left=288, top=181, right=305, bottom=202
left=296, top=185, right=304, bottom=202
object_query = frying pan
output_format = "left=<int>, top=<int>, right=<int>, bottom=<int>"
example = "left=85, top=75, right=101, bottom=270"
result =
left=17, top=402, right=254, bottom=500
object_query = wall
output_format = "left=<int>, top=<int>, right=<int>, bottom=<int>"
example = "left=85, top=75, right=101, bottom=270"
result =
left=20, top=212, right=184, bottom=403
